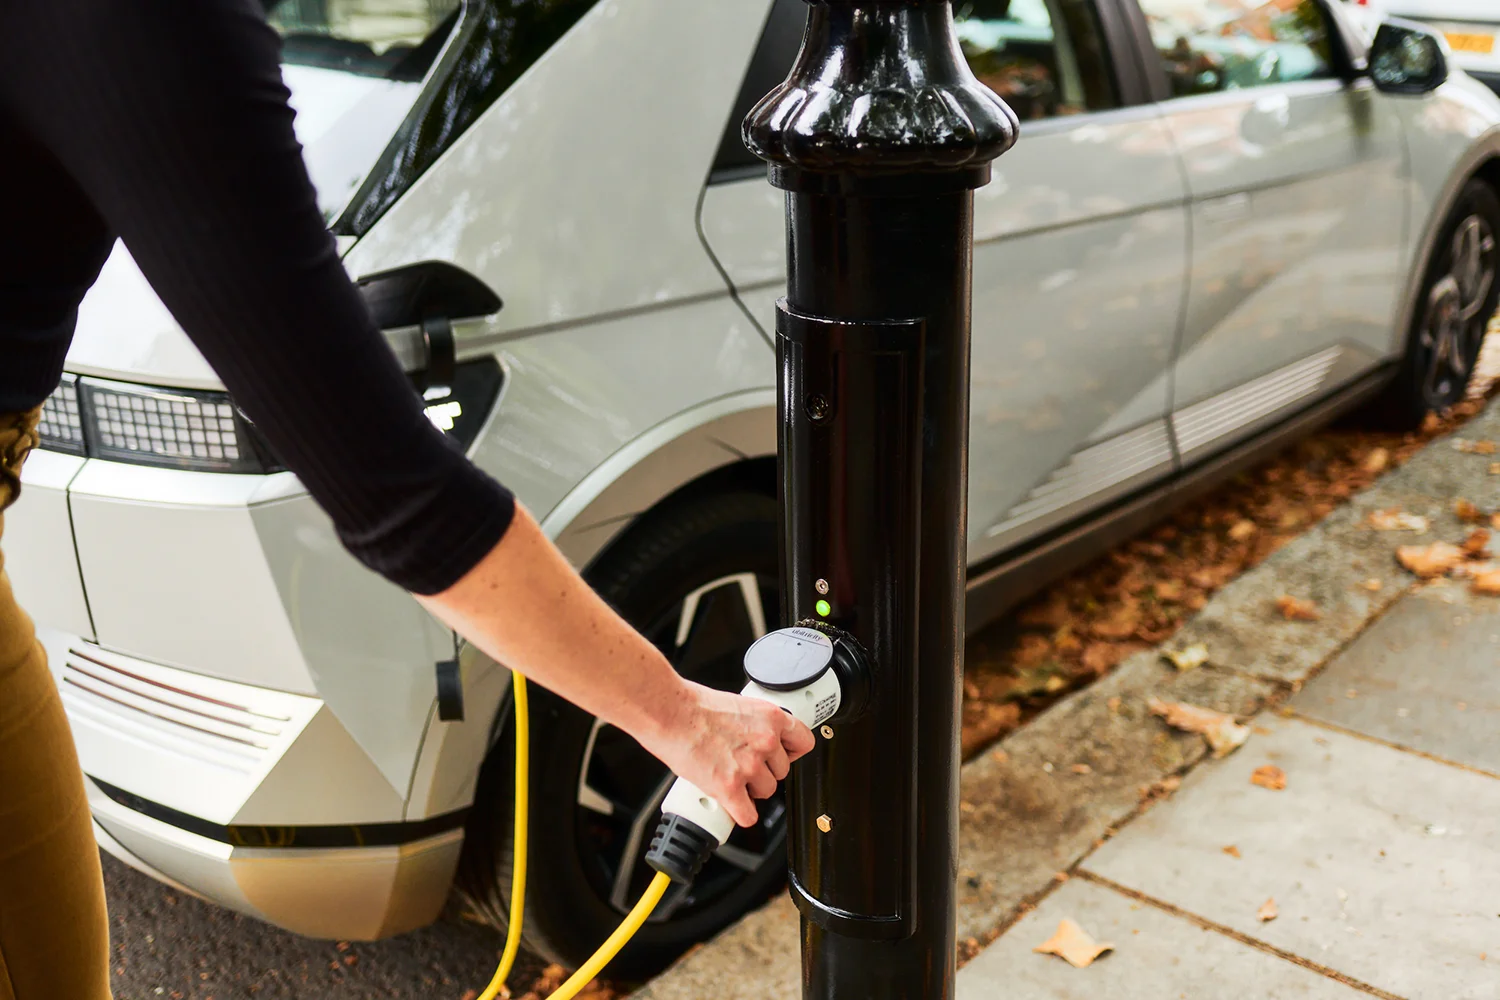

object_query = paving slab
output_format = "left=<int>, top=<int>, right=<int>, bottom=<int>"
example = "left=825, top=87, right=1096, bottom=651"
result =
left=955, top=651, right=1273, bottom=942
left=958, top=878, right=1365, bottom=1000
left=639, top=397, right=1500, bottom=1000
left=1083, top=716, right=1500, bottom=1000
left=1294, top=581, right=1500, bottom=775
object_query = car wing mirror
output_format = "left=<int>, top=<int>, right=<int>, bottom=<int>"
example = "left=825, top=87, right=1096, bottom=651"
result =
left=1369, top=18, right=1449, bottom=95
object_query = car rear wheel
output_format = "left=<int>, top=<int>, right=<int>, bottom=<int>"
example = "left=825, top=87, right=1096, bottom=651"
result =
left=457, top=489, right=784, bottom=980
left=1368, top=179, right=1500, bottom=429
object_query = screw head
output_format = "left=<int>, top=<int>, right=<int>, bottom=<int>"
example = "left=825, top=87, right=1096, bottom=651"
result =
left=820, top=725, right=834, bottom=739
left=814, top=578, right=829, bottom=595
left=806, top=394, right=831, bottom=422
left=816, top=814, right=833, bottom=834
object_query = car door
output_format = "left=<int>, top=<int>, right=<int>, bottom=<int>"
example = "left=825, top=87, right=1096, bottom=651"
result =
left=1131, top=0, right=1407, bottom=465
left=699, top=0, right=1190, bottom=567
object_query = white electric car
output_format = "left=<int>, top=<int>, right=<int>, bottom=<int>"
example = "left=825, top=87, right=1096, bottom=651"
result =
left=11, top=0, right=1500, bottom=976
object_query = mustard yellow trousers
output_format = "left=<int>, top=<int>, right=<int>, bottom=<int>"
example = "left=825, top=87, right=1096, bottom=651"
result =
left=0, top=409, right=111, bottom=1000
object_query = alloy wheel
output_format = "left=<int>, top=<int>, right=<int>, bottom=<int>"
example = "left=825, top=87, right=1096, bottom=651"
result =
left=1420, top=212, right=1497, bottom=408
left=573, top=572, right=783, bottom=921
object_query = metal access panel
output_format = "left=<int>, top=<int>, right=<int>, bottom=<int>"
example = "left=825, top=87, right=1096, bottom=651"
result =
left=777, top=302, right=925, bottom=939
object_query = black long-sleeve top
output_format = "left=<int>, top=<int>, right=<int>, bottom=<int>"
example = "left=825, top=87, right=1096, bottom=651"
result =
left=0, top=0, right=515, bottom=595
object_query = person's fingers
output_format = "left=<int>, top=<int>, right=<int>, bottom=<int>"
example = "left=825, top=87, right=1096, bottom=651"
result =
left=781, top=717, right=816, bottom=761
left=765, top=738, right=791, bottom=782
left=720, top=784, right=758, bottom=828
left=745, top=760, right=778, bottom=800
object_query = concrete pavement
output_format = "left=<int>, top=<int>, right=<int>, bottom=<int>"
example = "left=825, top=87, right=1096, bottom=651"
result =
left=640, top=397, right=1500, bottom=999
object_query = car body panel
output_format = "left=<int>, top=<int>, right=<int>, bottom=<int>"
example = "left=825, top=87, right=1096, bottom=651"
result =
left=340, top=0, right=766, bottom=337
left=4, top=450, right=93, bottom=640
left=1162, top=78, right=1407, bottom=438
left=701, top=104, right=1190, bottom=566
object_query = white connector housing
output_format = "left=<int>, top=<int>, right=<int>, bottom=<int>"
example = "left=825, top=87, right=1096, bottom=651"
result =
left=660, top=669, right=842, bottom=846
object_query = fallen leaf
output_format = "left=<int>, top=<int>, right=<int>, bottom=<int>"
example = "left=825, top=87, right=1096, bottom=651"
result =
left=1275, top=595, right=1321, bottom=621
left=1033, top=918, right=1114, bottom=969
left=1463, top=528, right=1491, bottom=558
left=1473, top=569, right=1500, bottom=595
left=1223, top=845, right=1241, bottom=858
left=1080, top=641, right=1125, bottom=675
left=1368, top=508, right=1429, bottom=532
left=1162, top=643, right=1209, bottom=671
left=1457, top=499, right=1488, bottom=523
left=1070, top=763, right=1093, bottom=775
left=1453, top=438, right=1497, bottom=454
left=1106, top=696, right=1122, bottom=713
left=1362, top=447, right=1389, bottom=473
left=1149, top=699, right=1250, bottom=757
left=1490, top=462, right=1500, bottom=475
left=961, top=701, right=1022, bottom=758
left=1396, top=542, right=1465, bottom=578
left=1257, top=897, right=1278, bottom=922
left=1360, top=578, right=1382, bottom=592
left=1493, top=512, right=1500, bottom=530
left=1251, top=765, right=1287, bottom=791
left=1154, top=578, right=1185, bottom=601
left=1228, top=519, right=1258, bottom=541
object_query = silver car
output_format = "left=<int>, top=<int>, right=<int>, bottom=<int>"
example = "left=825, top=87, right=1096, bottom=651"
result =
left=9, top=0, right=1500, bottom=977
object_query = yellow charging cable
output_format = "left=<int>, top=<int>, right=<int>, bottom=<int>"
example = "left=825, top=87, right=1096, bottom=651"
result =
left=474, top=672, right=673, bottom=1000
left=477, top=672, right=529, bottom=1000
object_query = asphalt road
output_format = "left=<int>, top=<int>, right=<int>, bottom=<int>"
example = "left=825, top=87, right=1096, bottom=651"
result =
left=103, top=853, right=530, bottom=999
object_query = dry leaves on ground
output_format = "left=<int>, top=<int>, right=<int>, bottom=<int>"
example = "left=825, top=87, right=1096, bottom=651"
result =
left=1396, top=541, right=1466, bottom=578
left=1257, top=898, right=1279, bottom=922
left=1033, top=918, right=1114, bottom=969
left=1149, top=699, right=1250, bottom=758
left=1274, top=595, right=1321, bottom=621
left=1162, top=643, right=1209, bottom=671
left=1452, top=438, right=1497, bottom=454
left=1472, top=568, right=1500, bottom=595
left=1462, top=528, right=1492, bottom=558
left=1456, top=498, right=1488, bottom=523
left=958, top=350, right=1499, bottom=761
left=1251, top=765, right=1287, bottom=791
left=1223, top=844, right=1241, bottom=858
left=1368, top=508, right=1430, bottom=532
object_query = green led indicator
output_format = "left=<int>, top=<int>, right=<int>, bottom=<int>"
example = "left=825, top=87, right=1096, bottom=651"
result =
left=815, top=599, right=832, bottom=617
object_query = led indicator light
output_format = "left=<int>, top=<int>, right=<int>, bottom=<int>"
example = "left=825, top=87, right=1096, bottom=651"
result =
left=815, top=599, right=832, bottom=617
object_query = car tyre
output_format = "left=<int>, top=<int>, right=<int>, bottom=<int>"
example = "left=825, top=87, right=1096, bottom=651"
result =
left=456, top=488, right=785, bottom=980
left=1367, top=179, right=1500, bottom=430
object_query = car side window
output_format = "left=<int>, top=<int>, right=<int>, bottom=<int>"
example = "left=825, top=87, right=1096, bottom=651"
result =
left=954, top=0, right=1119, bottom=122
left=1135, top=0, right=1335, bottom=98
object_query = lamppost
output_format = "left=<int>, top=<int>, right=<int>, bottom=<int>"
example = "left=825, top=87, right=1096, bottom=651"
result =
left=746, top=3, right=1017, bottom=996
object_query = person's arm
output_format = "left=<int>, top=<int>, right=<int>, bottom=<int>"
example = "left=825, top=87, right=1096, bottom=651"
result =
left=0, top=0, right=809, bottom=821
left=418, top=506, right=814, bottom=826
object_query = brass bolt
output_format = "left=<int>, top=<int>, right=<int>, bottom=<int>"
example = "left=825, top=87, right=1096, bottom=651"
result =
left=816, top=814, right=833, bottom=833
left=820, top=725, right=834, bottom=739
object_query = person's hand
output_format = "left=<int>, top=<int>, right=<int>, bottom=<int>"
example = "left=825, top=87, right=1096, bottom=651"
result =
left=638, top=679, right=817, bottom=828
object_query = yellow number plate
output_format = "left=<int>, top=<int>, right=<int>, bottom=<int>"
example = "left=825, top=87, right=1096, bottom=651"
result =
left=1445, top=31, right=1496, bottom=55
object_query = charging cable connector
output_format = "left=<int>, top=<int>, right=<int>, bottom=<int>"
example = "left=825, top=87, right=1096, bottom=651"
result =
left=645, top=625, right=868, bottom=884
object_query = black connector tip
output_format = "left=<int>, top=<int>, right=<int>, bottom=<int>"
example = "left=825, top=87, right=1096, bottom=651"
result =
left=645, top=814, right=718, bottom=885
